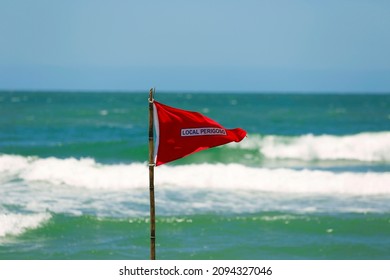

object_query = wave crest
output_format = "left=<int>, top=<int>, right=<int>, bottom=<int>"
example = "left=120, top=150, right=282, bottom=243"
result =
left=1, top=155, right=390, bottom=215
left=1, top=155, right=389, bottom=195
left=0, top=213, right=51, bottom=238
left=234, top=132, right=390, bottom=162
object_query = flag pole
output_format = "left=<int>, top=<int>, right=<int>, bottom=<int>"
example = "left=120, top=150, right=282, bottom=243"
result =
left=148, top=88, right=156, bottom=260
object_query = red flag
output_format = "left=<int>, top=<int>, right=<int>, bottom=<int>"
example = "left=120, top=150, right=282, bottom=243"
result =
left=153, top=101, right=246, bottom=166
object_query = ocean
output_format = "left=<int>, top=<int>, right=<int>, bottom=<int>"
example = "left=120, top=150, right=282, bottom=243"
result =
left=0, top=91, right=389, bottom=260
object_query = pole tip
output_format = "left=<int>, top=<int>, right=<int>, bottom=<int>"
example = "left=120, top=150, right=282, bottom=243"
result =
left=149, top=88, right=154, bottom=103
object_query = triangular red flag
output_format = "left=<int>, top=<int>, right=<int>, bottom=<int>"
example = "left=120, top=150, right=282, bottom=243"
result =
left=153, top=101, right=246, bottom=166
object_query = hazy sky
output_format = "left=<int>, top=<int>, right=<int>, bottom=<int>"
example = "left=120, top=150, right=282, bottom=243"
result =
left=1, top=0, right=389, bottom=92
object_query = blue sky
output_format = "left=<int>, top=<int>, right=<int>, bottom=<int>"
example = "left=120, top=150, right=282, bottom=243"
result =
left=1, top=0, right=389, bottom=92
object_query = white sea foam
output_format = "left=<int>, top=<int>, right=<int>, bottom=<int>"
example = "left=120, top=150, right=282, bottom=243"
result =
left=0, top=212, right=51, bottom=238
left=157, top=164, right=390, bottom=195
left=0, top=155, right=389, bottom=195
left=233, top=132, right=390, bottom=162
left=1, top=155, right=390, bottom=216
left=21, top=157, right=146, bottom=189
left=0, top=154, right=31, bottom=182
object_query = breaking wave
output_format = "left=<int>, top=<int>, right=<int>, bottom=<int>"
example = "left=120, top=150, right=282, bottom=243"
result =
left=233, top=132, right=390, bottom=162
left=1, top=155, right=390, bottom=216
left=0, top=212, right=51, bottom=238
left=1, top=154, right=389, bottom=195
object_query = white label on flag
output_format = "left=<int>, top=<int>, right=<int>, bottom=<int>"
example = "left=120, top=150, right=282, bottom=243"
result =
left=181, top=127, right=227, bottom=137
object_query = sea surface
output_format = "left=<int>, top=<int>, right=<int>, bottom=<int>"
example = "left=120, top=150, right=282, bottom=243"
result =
left=1, top=91, right=389, bottom=260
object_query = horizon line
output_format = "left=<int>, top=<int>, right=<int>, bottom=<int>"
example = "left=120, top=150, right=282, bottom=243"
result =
left=1, top=88, right=390, bottom=95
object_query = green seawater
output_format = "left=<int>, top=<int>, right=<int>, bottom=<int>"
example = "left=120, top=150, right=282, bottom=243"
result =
left=2, top=213, right=390, bottom=260
left=1, top=91, right=390, bottom=259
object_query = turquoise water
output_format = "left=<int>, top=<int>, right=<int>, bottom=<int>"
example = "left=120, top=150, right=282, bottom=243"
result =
left=1, top=91, right=390, bottom=259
